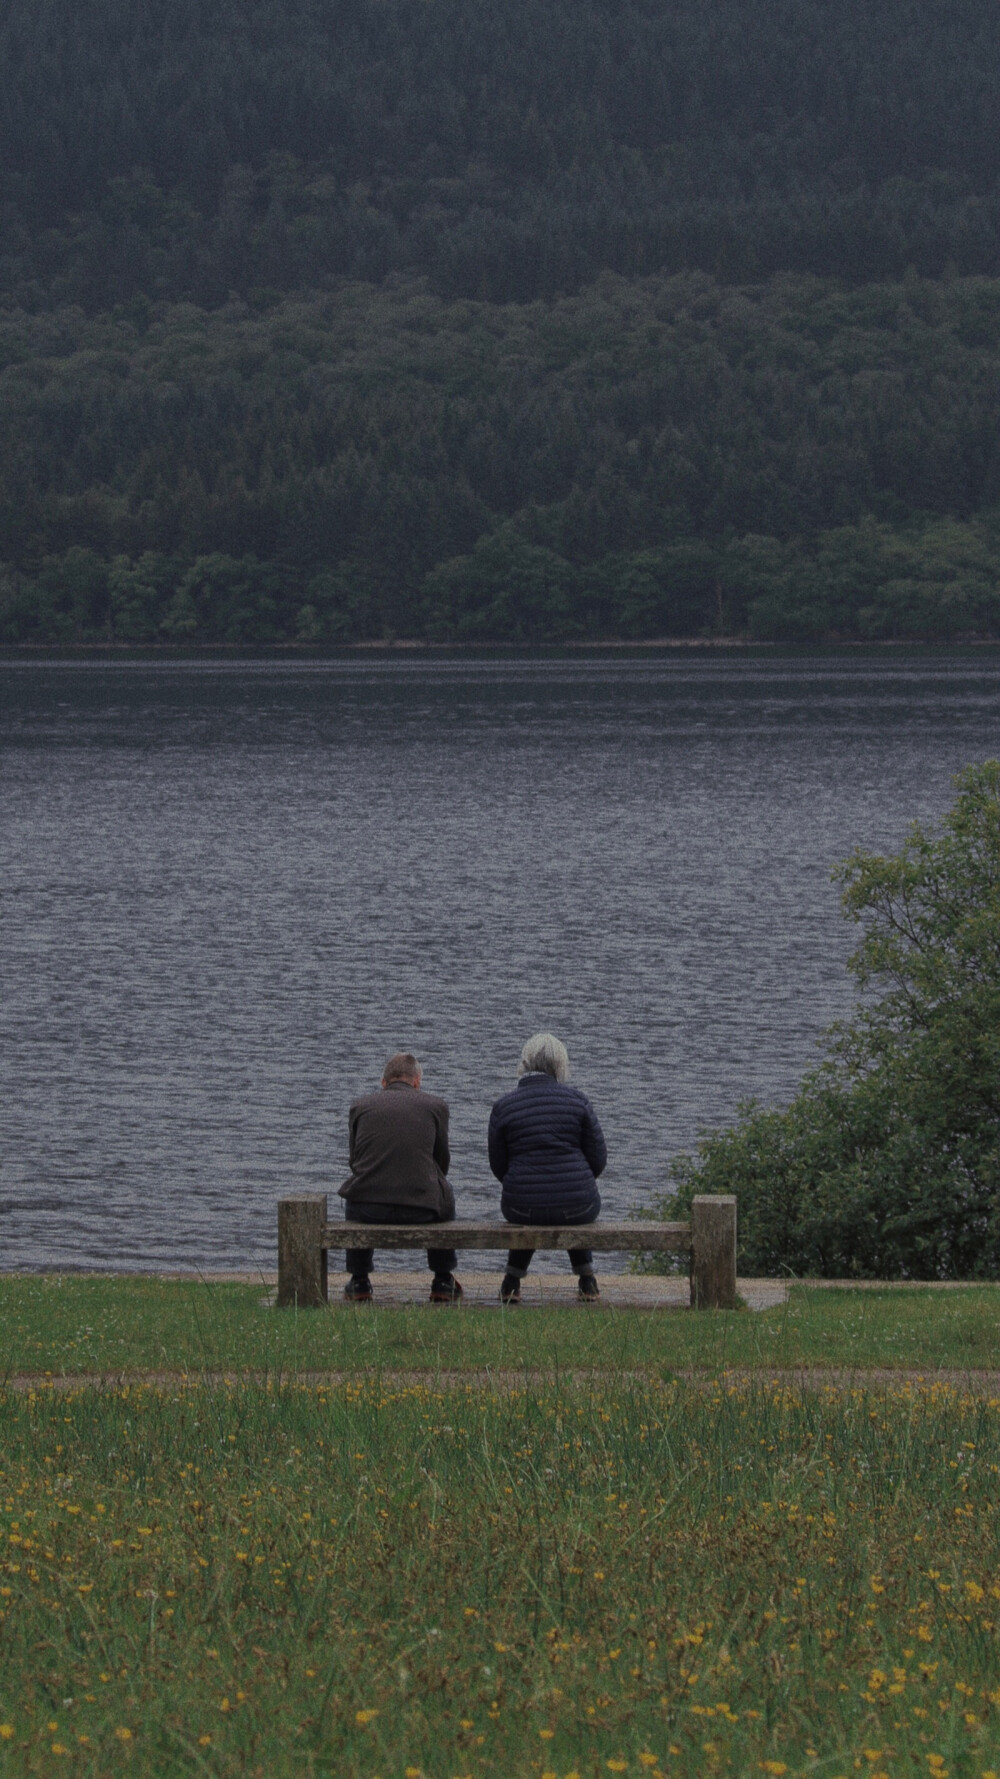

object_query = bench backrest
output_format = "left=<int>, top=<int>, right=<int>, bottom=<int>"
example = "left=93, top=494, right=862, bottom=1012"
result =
left=324, top=1219, right=690, bottom=1250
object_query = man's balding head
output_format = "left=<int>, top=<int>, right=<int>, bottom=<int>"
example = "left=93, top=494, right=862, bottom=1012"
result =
left=382, top=1051, right=421, bottom=1088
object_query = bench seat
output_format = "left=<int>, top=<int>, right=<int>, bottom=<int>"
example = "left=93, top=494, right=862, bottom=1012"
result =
left=277, top=1194, right=737, bottom=1309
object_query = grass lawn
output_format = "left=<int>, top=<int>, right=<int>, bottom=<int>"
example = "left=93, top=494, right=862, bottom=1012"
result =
left=1, top=1276, right=1000, bottom=1378
left=2, top=1281, right=1000, bottom=1774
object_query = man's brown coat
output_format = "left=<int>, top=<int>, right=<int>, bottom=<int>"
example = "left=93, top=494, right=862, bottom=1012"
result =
left=339, top=1081, right=452, bottom=1214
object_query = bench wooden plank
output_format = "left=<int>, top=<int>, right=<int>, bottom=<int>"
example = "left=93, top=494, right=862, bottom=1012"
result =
left=324, top=1220, right=691, bottom=1252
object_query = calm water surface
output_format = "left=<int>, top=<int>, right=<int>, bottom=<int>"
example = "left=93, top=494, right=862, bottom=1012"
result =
left=3, top=652, right=999, bottom=1273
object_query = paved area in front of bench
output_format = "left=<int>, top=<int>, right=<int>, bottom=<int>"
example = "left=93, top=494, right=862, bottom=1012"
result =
left=318, top=1270, right=787, bottom=1310
left=28, top=1268, right=780, bottom=1308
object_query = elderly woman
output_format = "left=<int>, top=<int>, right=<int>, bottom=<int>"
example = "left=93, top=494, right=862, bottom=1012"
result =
left=488, top=1033, right=607, bottom=1304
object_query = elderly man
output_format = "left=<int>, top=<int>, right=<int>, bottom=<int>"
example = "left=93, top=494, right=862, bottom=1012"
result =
left=339, top=1051, right=462, bottom=1303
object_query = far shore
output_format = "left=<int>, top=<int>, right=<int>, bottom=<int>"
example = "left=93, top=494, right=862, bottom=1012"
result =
left=4, top=635, right=1000, bottom=660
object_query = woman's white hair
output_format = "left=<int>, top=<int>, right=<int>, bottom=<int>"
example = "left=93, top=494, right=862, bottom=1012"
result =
left=518, top=1032, right=570, bottom=1082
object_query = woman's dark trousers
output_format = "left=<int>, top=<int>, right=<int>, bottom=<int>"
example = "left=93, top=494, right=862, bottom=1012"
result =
left=502, top=1194, right=601, bottom=1279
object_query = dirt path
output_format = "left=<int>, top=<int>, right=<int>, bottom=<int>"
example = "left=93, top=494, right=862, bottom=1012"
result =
left=5, top=1365, right=1000, bottom=1394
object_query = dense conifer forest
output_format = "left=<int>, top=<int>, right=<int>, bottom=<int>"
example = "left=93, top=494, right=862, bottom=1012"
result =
left=4, top=0, right=1000, bottom=643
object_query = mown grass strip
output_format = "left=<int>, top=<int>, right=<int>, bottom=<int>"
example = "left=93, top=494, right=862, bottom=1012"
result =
left=2, top=1277, right=1000, bottom=1377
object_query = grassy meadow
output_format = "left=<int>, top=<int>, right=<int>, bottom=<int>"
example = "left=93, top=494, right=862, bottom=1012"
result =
left=1, top=1376, right=1000, bottom=1774
left=2, top=1282, right=1000, bottom=1774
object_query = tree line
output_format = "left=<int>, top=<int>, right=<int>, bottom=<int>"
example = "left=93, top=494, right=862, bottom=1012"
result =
left=4, top=274, right=1000, bottom=644
left=6, top=0, right=1000, bottom=642
left=5, top=0, right=1000, bottom=308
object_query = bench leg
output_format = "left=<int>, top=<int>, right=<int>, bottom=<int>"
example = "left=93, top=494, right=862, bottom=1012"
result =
left=277, top=1195, right=328, bottom=1307
left=690, top=1195, right=737, bottom=1309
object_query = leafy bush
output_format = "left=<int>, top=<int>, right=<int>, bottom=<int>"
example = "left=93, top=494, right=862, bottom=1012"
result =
left=654, top=762, right=1000, bottom=1278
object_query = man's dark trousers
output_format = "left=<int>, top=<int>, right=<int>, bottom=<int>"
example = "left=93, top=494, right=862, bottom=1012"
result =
left=345, top=1189, right=457, bottom=1278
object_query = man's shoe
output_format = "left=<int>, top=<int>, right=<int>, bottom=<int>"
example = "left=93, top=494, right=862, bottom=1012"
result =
left=344, top=1275, right=373, bottom=1302
left=430, top=1273, right=463, bottom=1303
left=499, top=1273, right=521, bottom=1304
left=577, top=1275, right=600, bottom=1301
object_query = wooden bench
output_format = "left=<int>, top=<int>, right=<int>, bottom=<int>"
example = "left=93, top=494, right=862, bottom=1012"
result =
left=276, top=1194, right=737, bottom=1309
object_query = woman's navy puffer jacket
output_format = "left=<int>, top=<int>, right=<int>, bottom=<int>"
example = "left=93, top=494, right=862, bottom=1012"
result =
left=488, top=1073, right=607, bottom=1217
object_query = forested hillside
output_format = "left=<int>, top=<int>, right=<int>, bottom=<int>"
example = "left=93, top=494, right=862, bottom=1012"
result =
left=4, top=0, right=1000, bottom=643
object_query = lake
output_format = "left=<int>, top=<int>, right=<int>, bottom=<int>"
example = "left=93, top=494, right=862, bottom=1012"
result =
left=3, top=650, right=999, bottom=1274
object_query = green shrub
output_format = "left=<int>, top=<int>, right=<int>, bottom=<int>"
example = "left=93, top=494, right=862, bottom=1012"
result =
left=653, top=761, right=1000, bottom=1278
